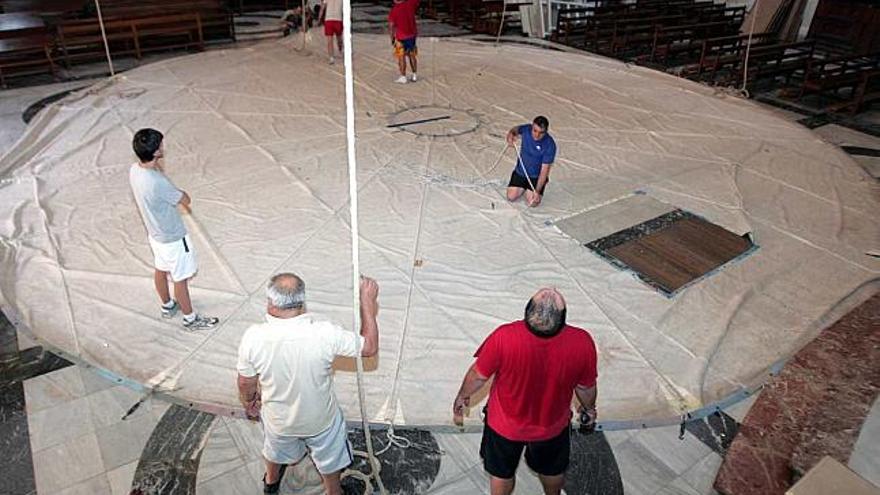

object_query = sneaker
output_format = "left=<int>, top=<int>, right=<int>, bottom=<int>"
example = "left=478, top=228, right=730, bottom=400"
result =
left=262, top=464, right=288, bottom=494
left=182, top=314, right=219, bottom=330
left=329, top=56, right=335, bottom=65
left=161, top=300, right=179, bottom=319
left=394, top=75, right=408, bottom=84
left=410, top=73, right=418, bottom=82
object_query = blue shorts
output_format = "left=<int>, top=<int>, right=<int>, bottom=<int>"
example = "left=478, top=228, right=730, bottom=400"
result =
left=394, top=37, right=417, bottom=58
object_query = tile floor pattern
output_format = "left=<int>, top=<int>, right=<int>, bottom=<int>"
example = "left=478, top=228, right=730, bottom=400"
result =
left=2, top=17, right=879, bottom=495
left=22, top=368, right=729, bottom=495
left=23, top=365, right=169, bottom=495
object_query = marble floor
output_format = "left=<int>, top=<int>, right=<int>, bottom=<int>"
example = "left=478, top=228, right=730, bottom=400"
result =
left=1, top=12, right=879, bottom=495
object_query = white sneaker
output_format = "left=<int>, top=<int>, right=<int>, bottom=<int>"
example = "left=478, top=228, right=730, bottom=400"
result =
left=394, top=75, right=408, bottom=84
left=410, top=73, right=418, bottom=82
left=329, top=56, right=335, bottom=65
left=182, top=314, right=219, bottom=330
left=161, top=300, right=179, bottom=319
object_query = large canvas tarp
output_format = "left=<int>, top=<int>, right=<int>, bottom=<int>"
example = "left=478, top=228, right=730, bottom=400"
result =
left=0, top=35, right=877, bottom=428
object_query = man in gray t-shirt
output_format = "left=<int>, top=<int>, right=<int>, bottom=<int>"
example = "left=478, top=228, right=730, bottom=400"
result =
left=130, top=128, right=218, bottom=330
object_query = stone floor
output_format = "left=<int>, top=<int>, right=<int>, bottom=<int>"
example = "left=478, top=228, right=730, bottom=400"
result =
left=715, top=294, right=880, bottom=495
left=1, top=9, right=879, bottom=495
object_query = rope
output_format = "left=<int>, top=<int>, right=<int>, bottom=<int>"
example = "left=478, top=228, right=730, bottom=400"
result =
left=291, top=0, right=309, bottom=52
left=299, top=0, right=307, bottom=51
left=94, top=0, right=115, bottom=76
left=485, top=141, right=510, bottom=176
left=494, top=0, right=507, bottom=45
left=741, top=0, right=761, bottom=94
left=513, top=142, right=537, bottom=192
left=341, top=0, right=387, bottom=492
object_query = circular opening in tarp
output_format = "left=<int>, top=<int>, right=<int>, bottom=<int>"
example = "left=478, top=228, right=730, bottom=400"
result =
left=387, top=105, right=481, bottom=137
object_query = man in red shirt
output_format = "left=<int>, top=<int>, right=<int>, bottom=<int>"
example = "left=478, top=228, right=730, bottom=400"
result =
left=453, top=288, right=598, bottom=495
left=388, top=0, right=419, bottom=83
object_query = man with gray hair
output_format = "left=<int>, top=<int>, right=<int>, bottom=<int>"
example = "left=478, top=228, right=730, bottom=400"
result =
left=237, top=273, right=380, bottom=494
left=453, top=288, right=598, bottom=495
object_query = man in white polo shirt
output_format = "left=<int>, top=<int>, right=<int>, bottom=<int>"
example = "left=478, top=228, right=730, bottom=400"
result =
left=237, top=273, right=380, bottom=494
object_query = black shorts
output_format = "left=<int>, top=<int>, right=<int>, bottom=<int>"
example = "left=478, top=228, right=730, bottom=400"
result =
left=480, top=422, right=570, bottom=479
left=508, top=171, right=547, bottom=195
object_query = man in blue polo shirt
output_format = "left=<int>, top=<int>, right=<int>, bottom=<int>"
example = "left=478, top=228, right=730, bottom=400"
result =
left=506, top=116, right=557, bottom=207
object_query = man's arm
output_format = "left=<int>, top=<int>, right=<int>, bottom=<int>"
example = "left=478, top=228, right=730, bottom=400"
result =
left=178, top=190, right=191, bottom=208
left=318, top=0, right=326, bottom=23
left=237, top=374, right=261, bottom=420
left=177, top=190, right=192, bottom=214
left=359, top=276, right=379, bottom=357
left=574, top=384, right=598, bottom=423
left=506, top=125, right=521, bottom=146
left=452, top=363, right=489, bottom=425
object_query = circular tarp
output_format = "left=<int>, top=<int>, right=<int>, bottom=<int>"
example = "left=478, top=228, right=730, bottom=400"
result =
left=0, top=35, right=877, bottom=429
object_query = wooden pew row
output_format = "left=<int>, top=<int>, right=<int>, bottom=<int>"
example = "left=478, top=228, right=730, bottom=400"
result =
left=0, top=32, right=56, bottom=87
left=686, top=38, right=814, bottom=88
left=647, top=19, right=743, bottom=65
left=74, top=0, right=234, bottom=42
left=738, top=39, right=815, bottom=88
left=55, top=13, right=204, bottom=67
left=576, top=2, right=738, bottom=51
left=609, top=7, right=744, bottom=57
left=0, top=0, right=83, bottom=15
left=553, top=4, right=637, bottom=45
left=681, top=31, right=777, bottom=81
left=799, top=51, right=880, bottom=103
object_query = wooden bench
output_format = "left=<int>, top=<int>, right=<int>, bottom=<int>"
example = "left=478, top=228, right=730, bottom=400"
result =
left=134, top=13, right=205, bottom=55
left=552, top=3, right=636, bottom=45
left=553, top=6, right=595, bottom=45
left=582, top=3, right=726, bottom=54
left=0, top=0, right=84, bottom=15
left=602, top=14, right=688, bottom=55
left=738, top=39, right=815, bottom=88
left=842, top=69, right=880, bottom=115
left=648, top=20, right=741, bottom=65
left=88, top=0, right=234, bottom=42
left=475, top=0, right=530, bottom=36
left=56, top=13, right=204, bottom=67
left=235, top=0, right=293, bottom=13
left=57, top=17, right=137, bottom=67
left=0, top=33, right=56, bottom=87
left=799, top=51, right=880, bottom=103
left=581, top=9, right=665, bottom=51
left=682, top=31, right=777, bottom=81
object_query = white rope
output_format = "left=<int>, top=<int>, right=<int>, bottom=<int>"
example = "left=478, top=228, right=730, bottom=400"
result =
left=485, top=141, right=510, bottom=176
left=741, top=0, right=761, bottom=95
left=299, top=0, right=311, bottom=51
left=513, top=142, right=537, bottom=192
left=341, top=0, right=387, bottom=492
left=94, top=0, right=115, bottom=76
left=495, top=0, right=507, bottom=45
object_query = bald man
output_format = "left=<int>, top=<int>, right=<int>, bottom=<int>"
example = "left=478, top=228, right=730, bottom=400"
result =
left=453, top=288, right=599, bottom=495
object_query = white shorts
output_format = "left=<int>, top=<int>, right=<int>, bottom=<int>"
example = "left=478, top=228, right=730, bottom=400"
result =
left=148, top=235, right=198, bottom=282
left=262, top=408, right=353, bottom=474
